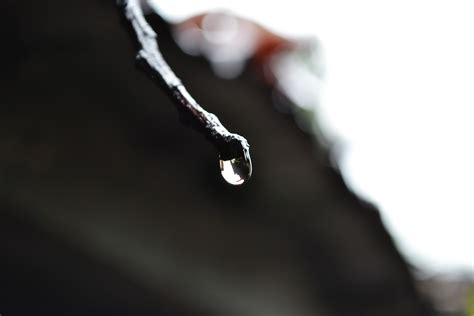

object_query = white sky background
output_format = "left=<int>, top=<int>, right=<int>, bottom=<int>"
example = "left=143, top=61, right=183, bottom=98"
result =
left=154, top=0, right=474, bottom=274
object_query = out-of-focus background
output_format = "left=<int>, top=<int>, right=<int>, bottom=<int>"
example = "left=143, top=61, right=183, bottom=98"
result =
left=1, top=0, right=473, bottom=315
left=157, top=0, right=474, bottom=275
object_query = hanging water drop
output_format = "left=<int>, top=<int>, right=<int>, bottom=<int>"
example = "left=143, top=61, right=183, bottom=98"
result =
left=219, top=155, right=252, bottom=185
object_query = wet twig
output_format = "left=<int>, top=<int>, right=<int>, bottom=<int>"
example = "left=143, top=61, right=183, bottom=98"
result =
left=117, top=0, right=251, bottom=162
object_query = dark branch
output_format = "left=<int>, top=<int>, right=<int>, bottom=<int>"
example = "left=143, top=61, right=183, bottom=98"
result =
left=117, top=0, right=251, bottom=163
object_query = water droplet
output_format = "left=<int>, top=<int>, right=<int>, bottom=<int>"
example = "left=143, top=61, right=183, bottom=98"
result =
left=219, top=156, right=252, bottom=185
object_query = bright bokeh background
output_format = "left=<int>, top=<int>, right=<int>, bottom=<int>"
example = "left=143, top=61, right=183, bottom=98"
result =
left=154, top=0, right=474, bottom=274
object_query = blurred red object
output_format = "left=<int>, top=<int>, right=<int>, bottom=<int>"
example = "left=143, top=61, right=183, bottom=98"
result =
left=174, top=11, right=295, bottom=80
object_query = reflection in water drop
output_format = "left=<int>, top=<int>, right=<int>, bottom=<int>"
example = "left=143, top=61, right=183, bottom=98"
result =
left=219, top=156, right=252, bottom=185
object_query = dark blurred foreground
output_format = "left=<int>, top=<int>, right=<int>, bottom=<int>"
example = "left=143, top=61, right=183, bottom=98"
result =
left=1, top=1, right=435, bottom=315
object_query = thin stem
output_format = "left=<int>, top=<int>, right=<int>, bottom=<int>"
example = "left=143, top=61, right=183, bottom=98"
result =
left=117, top=0, right=251, bottom=161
